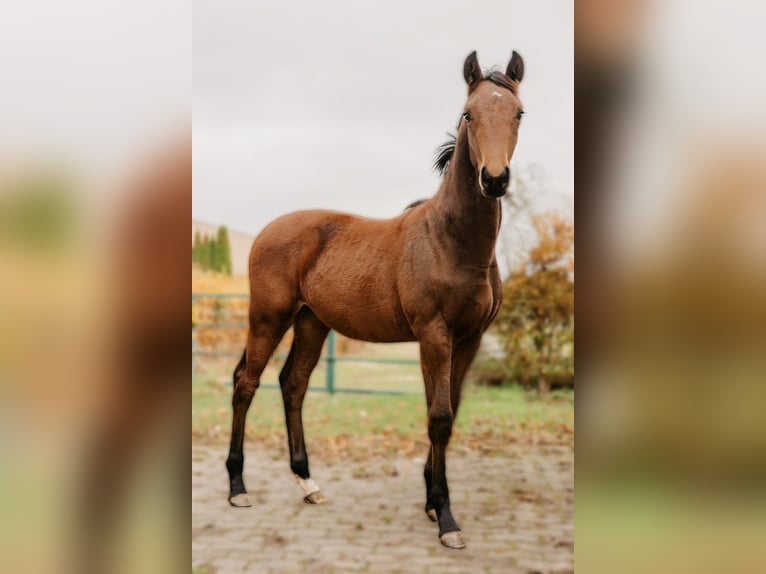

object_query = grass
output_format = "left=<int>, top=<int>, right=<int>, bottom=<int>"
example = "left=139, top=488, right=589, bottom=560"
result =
left=457, top=384, right=574, bottom=434
left=577, top=479, right=766, bottom=573
left=194, top=340, right=424, bottom=394
left=193, top=338, right=573, bottom=460
left=192, top=368, right=573, bottom=450
left=193, top=376, right=427, bottom=439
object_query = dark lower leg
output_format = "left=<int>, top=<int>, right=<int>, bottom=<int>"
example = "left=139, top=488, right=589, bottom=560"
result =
left=279, top=307, right=328, bottom=501
left=226, top=322, right=287, bottom=502
left=419, top=324, right=463, bottom=546
left=428, top=412, right=459, bottom=538
left=285, top=409, right=309, bottom=478
left=426, top=337, right=481, bottom=540
left=226, top=359, right=256, bottom=498
left=424, top=447, right=436, bottom=519
left=279, top=343, right=311, bottom=480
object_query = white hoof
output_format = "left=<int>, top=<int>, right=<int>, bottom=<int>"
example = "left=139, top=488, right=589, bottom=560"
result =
left=440, top=530, right=465, bottom=549
left=228, top=493, right=252, bottom=507
left=304, top=491, right=327, bottom=504
left=426, top=508, right=438, bottom=522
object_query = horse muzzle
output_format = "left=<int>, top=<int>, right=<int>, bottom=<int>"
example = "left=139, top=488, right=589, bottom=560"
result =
left=479, top=166, right=510, bottom=198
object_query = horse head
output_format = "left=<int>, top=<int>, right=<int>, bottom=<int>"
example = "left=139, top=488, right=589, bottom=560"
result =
left=461, top=50, right=525, bottom=198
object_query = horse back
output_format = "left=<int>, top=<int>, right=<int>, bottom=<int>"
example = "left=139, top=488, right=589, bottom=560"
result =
left=248, top=209, right=415, bottom=341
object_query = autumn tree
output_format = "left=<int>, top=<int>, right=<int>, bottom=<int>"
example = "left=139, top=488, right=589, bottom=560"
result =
left=493, top=213, right=574, bottom=393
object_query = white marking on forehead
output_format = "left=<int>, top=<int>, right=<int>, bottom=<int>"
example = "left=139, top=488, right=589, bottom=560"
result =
left=491, top=90, right=503, bottom=98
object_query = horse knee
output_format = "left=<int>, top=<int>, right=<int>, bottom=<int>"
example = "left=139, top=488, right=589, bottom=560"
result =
left=428, top=409, right=453, bottom=444
left=232, top=381, right=258, bottom=407
left=278, top=365, right=289, bottom=387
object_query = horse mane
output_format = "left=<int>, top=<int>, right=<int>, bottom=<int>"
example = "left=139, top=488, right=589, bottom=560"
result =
left=404, top=198, right=429, bottom=210
left=432, top=69, right=518, bottom=176
left=433, top=134, right=457, bottom=175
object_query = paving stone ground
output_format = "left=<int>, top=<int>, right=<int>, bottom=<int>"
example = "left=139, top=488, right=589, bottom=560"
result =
left=192, top=443, right=573, bottom=574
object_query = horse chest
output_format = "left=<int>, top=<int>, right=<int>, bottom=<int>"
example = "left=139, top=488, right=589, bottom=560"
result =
left=442, top=276, right=495, bottom=331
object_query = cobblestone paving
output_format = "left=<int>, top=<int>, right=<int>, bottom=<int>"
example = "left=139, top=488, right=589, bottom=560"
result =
left=192, top=444, right=573, bottom=574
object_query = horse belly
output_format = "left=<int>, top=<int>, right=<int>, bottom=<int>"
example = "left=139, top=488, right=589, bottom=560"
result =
left=303, top=277, right=413, bottom=343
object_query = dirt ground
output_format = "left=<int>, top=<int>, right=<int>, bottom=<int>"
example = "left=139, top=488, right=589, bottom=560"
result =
left=192, top=443, right=573, bottom=574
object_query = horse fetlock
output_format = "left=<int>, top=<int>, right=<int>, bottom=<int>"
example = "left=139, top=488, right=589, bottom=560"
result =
left=228, top=472, right=248, bottom=504
left=430, top=485, right=450, bottom=508
left=290, top=456, right=309, bottom=478
left=295, top=475, right=326, bottom=504
left=226, top=453, right=244, bottom=476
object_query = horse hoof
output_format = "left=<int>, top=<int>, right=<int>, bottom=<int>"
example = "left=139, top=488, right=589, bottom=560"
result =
left=440, top=530, right=465, bottom=549
left=228, top=493, right=252, bottom=507
left=304, top=491, right=327, bottom=504
left=425, top=508, right=438, bottom=522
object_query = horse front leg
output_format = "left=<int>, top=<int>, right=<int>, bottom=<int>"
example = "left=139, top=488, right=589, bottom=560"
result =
left=419, top=322, right=464, bottom=549
left=423, top=447, right=437, bottom=522
left=423, top=333, right=482, bottom=523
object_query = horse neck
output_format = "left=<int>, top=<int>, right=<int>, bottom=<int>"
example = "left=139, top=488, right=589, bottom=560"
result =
left=431, top=128, right=502, bottom=267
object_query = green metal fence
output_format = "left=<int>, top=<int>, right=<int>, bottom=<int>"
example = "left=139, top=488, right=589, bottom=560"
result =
left=192, top=293, right=421, bottom=395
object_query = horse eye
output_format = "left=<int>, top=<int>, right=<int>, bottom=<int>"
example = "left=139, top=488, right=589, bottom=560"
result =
left=462, top=112, right=472, bottom=123
left=516, top=110, right=525, bottom=121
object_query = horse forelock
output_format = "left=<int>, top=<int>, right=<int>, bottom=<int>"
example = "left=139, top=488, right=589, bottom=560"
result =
left=482, top=69, right=519, bottom=94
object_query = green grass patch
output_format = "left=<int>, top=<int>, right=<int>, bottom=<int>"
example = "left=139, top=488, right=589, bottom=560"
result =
left=193, top=374, right=573, bottom=446
left=456, top=384, right=574, bottom=435
left=195, top=341, right=424, bottom=393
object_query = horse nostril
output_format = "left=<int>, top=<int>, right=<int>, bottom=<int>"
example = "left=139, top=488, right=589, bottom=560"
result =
left=481, top=166, right=509, bottom=186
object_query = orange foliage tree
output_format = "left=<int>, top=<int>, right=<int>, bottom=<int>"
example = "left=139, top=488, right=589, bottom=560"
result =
left=493, top=213, right=574, bottom=393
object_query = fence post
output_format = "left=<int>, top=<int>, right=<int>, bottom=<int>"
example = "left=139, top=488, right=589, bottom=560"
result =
left=326, top=330, right=336, bottom=394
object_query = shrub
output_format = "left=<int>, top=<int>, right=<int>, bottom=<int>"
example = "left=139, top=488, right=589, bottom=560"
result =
left=492, top=213, right=574, bottom=393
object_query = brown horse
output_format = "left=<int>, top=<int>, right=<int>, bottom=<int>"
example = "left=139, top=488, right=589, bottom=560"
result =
left=226, top=50, right=525, bottom=549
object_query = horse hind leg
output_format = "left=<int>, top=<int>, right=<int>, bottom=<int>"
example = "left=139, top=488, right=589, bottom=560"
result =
left=226, top=350, right=250, bottom=506
left=226, top=319, right=290, bottom=507
left=279, top=306, right=329, bottom=504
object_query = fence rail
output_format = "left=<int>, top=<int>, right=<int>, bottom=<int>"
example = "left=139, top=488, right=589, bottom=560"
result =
left=192, top=293, right=421, bottom=395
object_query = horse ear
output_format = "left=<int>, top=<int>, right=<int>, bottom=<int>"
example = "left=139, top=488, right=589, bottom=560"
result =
left=463, top=51, right=482, bottom=89
left=506, top=50, right=524, bottom=84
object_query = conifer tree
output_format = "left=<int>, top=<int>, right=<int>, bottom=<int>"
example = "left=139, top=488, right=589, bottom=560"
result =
left=216, top=226, right=233, bottom=275
left=192, top=230, right=202, bottom=266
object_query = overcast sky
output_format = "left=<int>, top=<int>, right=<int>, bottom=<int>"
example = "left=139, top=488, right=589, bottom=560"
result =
left=193, top=0, right=573, bottom=236
left=0, top=0, right=190, bottom=182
